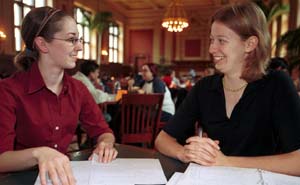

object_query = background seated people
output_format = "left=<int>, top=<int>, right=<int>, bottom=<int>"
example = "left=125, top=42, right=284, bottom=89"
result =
left=0, top=7, right=117, bottom=185
left=203, top=66, right=216, bottom=77
left=73, top=61, right=114, bottom=104
left=162, top=69, right=172, bottom=87
left=128, top=63, right=175, bottom=122
left=289, top=61, right=300, bottom=94
left=267, top=57, right=288, bottom=73
left=155, top=2, right=300, bottom=177
left=169, top=70, right=180, bottom=89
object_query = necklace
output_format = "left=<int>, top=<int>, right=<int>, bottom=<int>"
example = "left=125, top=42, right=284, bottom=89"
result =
left=222, top=78, right=247, bottom=92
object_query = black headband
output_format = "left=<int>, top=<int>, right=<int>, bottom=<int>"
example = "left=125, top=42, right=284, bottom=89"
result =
left=32, top=8, right=61, bottom=48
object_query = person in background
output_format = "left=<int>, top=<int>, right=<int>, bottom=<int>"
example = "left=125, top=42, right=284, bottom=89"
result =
left=155, top=2, right=300, bottom=176
left=203, top=66, right=216, bottom=77
left=169, top=70, right=180, bottom=89
left=73, top=61, right=114, bottom=104
left=188, top=68, right=196, bottom=85
left=289, top=61, right=300, bottom=94
left=0, top=7, right=117, bottom=185
left=128, top=63, right=175, bottom=122
left=267, top=57, right=288, bottom=73
left=162, top=69, right=172, bottom=87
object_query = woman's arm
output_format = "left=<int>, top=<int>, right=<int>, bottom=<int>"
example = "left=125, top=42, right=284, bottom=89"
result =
left=89, top=133, right=118, bottom=163
left=155, top=131, right=219, bottom=165
left=0, top=147, right=76, bottom=185
left=0, top=148, right=39, bottom=172
left=155, top=131, right=186, bottom=161
left=217, top=150, right=300, bottom=176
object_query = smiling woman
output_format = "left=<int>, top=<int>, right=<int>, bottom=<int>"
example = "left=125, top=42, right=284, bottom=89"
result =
left=0, top=6, right=117, bottom=185
left=155, top=1, right=300, bottom=177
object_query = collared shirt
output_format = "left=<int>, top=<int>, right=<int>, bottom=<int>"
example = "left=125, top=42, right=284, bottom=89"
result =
left=0, top=62, right=112, bottom=154
left=164, top=71, right=300, bottom=156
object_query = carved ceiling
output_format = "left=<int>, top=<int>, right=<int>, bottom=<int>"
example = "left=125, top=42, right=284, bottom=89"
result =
left=102, top=0, right=232, bottom=16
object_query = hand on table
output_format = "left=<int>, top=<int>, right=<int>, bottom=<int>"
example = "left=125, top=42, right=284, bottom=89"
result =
left=178, top=136, right=220, bottom=166
left=34, top=147, right=76, bottom=185
left=88, top=141, right=118, bottom=163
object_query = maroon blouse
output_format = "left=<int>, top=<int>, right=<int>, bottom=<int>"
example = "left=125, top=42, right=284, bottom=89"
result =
left=0, top=62, right=112, bottom=154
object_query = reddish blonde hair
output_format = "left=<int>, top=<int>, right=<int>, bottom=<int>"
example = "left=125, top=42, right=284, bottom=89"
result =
left=211, top=2, right=271, bottom=82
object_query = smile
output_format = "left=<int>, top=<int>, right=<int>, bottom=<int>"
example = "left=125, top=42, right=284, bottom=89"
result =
left=213, top=56, right=225, bottom=61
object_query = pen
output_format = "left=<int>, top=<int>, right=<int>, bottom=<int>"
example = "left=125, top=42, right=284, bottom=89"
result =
left=198, top=127, right=203, bottom=138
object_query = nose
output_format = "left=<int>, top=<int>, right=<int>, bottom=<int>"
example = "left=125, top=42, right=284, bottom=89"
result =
left=75, top=41, right=83, bottom=51
left=209, top=42, right=217, bottom=54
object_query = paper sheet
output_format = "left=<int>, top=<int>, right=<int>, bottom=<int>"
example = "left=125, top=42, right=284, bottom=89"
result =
left=176, top=163, right=300, bottom=185
left=262, top=170, right=300, bottom=185
left=34, top=157, right=167, bottom=185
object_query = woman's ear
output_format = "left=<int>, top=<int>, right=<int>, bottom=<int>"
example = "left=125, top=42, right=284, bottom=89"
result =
left=245, top=36, right=258, bottom=53
left=33, top=36, right=49, bottom=53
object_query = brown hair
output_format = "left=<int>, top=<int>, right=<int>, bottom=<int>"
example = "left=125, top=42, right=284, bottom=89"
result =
left=143, top=63, right=158, bottom=77
left=211, top=1, right=271, bottom=82
left=14, top=7, right=71, bottom=71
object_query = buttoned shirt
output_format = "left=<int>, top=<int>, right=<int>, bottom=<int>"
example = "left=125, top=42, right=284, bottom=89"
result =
left=0, top=62, right=112, bottom=154
left=164, top=71, right=300, bottom=156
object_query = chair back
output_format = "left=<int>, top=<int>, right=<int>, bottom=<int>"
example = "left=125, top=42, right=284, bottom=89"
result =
left=120, top=93, right=164, bottom=147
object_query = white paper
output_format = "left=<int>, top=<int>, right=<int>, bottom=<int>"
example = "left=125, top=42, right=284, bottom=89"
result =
left=166, top=172, right=183, bottom=185
left=34, top=157, right=167, bottom=185
left=262, top=170, right=300, bottom=185
left=177, top=163, right=300, bottom=185
left=34, top=161, right=93, bottom=185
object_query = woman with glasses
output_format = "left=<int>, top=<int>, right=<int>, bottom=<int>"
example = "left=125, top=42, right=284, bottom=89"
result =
left=0, top=7, right=117, bottom=185
left=155, top=2, right=300, bottom=176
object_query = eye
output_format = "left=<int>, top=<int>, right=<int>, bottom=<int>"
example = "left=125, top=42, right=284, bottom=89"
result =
left=65, top=37, right=77, bottom=44
left=218, top=39, right=226, bottom=44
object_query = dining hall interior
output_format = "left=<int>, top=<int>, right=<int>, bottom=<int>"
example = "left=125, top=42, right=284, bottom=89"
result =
left=0, top=0, right=300, bottom=150
left=1, top=0, right=300, bottom=184
left=0, top=0, right=300, bottom=149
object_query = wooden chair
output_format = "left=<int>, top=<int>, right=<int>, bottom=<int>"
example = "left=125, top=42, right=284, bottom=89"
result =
left=119, top=93, right=164, bottom=148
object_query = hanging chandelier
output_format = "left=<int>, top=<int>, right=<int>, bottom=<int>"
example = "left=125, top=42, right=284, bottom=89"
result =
left=161, top=0, right=189, bottom=32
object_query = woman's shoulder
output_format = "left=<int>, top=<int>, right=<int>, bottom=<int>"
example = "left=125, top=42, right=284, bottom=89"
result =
left=264, top=70, right=292, bottom=84
left=153, top=77, right=166, bottom=86
left=0, top=71, right=27, bottom=89
left=194, top=74, right=222, bottom=90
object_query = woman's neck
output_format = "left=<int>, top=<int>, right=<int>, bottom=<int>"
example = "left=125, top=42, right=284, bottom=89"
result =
left=223, top=72, right=247, bottom=90
left=38, top=61, right=64, bottom=95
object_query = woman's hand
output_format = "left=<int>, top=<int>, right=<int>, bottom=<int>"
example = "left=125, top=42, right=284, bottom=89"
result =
left=33, top=147, right=76, bottom=185
left=178, top=136, right=220, bottom=166
left=137, top=89, right=145, bottom=94
left=89, top=141, right=118, bottom=163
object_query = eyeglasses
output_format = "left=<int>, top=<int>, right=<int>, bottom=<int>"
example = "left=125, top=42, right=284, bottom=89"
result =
left=51, top=37, right=83, bottom=45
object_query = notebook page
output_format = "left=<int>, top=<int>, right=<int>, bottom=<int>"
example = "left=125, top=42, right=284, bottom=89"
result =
left=177, top=163, right=260, bottom=185
left=262, top=170, right=300, bottom=185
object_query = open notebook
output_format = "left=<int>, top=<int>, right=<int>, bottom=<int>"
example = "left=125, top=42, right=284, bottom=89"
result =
left=169, top=163, right=300, bottom=185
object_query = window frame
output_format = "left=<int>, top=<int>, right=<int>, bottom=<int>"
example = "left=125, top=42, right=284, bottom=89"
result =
left=74, top=6, right=92, bottom=60
left=108, top=23, right=120, bottom=63
left=13, top=0, right=48, bottom=52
